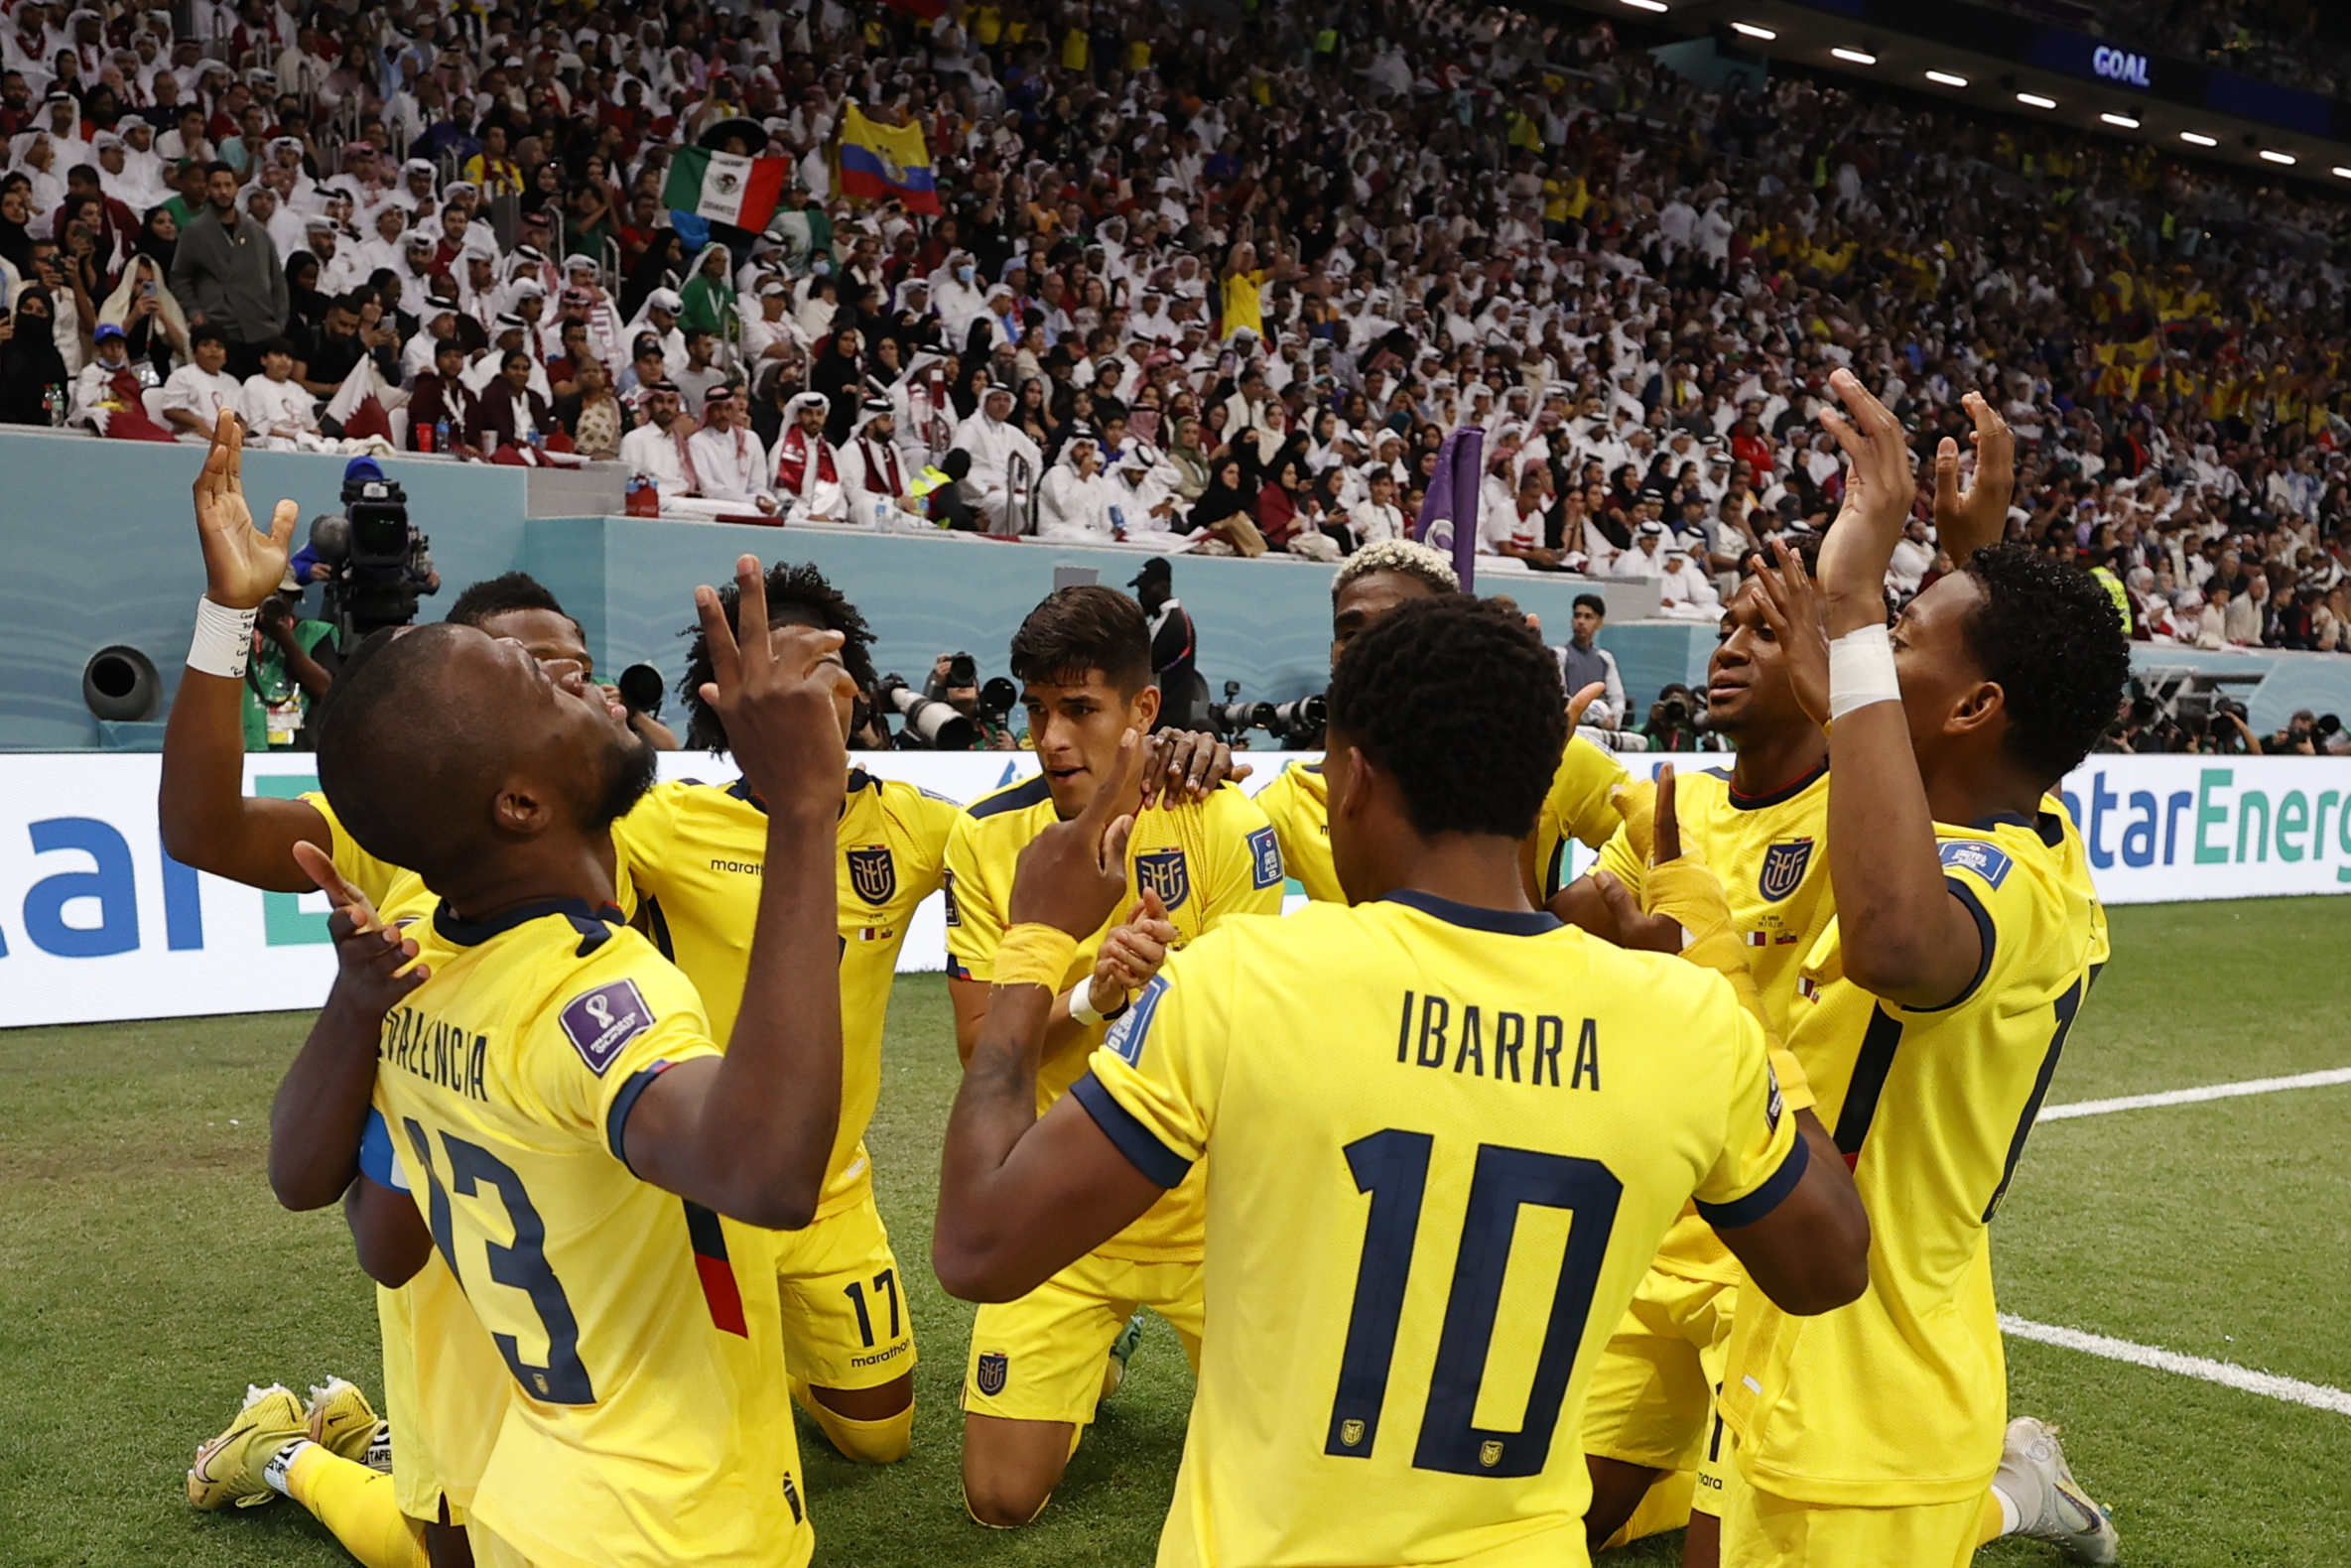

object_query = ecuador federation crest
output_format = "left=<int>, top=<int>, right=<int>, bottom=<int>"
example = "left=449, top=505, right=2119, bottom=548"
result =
left=976, top=1352, right=1008, bottom=1396
left=1134, top=849, right=1191, bottom=911
left=847, top=846, right=896, bottom=906
left=1758, top=838, right=1814, bottom=903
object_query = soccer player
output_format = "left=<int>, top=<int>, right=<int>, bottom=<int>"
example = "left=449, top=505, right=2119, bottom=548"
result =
left=164, top=414, right=637, bottom=1568
left=605, top=562, right=951, bottom=1464
left=1558, top=565, right=1835, bottom=1562
left=1718, top=368, right=2126, bottom=1567
left=274, top=557, right=851, bottom=1568
left=1252, top=539, right=1627, bottom=906
left=943, top=585, right=1286, bottom=1526
left=932, top=593, right=1871, bottom=1566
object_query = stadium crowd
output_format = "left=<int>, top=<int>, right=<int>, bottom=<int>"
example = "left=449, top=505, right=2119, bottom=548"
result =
left=5, top=0, right=2351, bottom=653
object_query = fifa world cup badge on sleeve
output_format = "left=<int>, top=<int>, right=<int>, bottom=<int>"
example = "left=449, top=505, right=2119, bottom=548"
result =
left=1246, top=827, right=1284, bottom=889
left=1937, top=839, right=2014, bottom=889
left=561, top=980, right=654, bottom=1075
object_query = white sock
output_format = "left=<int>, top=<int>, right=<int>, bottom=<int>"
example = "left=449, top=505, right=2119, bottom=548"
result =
left=1992, top=1481, right=2023, bottom=1536
left=261, top=1437, right=314, bottom=1497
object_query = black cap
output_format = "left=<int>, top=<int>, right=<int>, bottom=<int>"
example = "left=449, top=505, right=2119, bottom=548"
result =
left=1128, top=556, right=1172, bottom=587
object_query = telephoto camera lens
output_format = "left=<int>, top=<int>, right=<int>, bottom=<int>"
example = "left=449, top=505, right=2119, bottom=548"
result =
left=879, top=674, right=976, bottom=749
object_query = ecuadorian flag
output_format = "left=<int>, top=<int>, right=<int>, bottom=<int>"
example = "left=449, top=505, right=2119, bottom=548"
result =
left=839, top=102, right=941, bottom=214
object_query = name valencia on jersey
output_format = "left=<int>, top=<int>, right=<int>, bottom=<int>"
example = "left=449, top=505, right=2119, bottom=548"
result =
left=381, top=1003, right=491, bottom=1104
left=1396, top=989, right=1603, bottom=1091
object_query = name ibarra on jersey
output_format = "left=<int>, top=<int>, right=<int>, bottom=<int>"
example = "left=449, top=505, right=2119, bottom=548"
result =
left=380, top=1006, right=490, bottom=1102
left=1391, top=990, right=1600, bottom=1090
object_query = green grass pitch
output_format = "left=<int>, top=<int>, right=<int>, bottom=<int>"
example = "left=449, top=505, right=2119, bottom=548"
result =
left=1, top=897, right=2345, bottom=1566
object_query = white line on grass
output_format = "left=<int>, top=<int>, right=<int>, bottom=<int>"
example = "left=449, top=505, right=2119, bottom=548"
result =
left=2037, top=1068, right=2351, bottom=1122
left=2000, top=1316, right=2351, bottom=1416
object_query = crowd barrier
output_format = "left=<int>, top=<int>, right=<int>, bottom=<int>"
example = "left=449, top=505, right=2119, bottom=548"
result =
left=2, top=750, right=2347, bottom=1028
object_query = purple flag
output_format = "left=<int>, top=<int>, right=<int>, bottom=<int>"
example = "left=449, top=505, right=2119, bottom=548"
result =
left=1414, top=426, right=1483, bottom=592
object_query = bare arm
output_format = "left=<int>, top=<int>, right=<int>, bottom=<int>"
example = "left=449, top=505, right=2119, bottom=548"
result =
left=1757, top=372, right=1984, bottom=1008
left=935, top=732, right=1165, bottom=1300
left=159, top=412, right=327, bottom=891
left=618, top=562, right=852, bottom=1231
left=346, top=1173, right=433, bottom=1287
left=1712, top=1111, right=1870, bottom=1314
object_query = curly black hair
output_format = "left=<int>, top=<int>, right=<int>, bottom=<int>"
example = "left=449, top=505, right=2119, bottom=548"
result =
left=1326, top=595, right=1567, bottom=840
left=446, top=572, right=575, bottom=630
left=677, top=562, right=878, bottom=754
left=1959, top=543, right=2131, bottom=782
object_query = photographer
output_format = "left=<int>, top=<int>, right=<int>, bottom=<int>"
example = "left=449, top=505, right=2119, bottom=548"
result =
left=242, top=582, right=337, bottom=751
left=307, top=458, right=442, bottom=639
left=1640, top=682, right=1723, bottom=754
left=920, top=651, right=1019, bottom=750
left=2260, top=709, right=2323, bottom=757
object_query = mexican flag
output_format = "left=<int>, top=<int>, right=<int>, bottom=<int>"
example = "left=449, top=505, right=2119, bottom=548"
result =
left=663, top=146, right=789, bottom=232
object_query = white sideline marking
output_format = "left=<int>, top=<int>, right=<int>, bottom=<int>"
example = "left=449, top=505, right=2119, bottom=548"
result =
left=2036, top=1068, right=2351, bottom=1122
left=2000, top=1316, right=2351, bottom=1416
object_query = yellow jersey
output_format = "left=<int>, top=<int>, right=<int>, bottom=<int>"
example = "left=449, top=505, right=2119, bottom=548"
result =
left=1592, top=762, right=1833, bottom=1287
left=1252, top=759, right=1340, bottom=903
left=944, top=774, right=1283, bottom=1260
left=1532, top=736, right=1633, bottom=900
left=306, top=793, right=508, bottom=1520
left=609, top=769, right=960, bottom=1217
left=374, top=898, right=809, bottom=1568
left=1261, top=737, right=1627, bottom=909
left=1080, top=893, right=1802, bottom=1568
left=1722, top=808, right=2104, bottom=1507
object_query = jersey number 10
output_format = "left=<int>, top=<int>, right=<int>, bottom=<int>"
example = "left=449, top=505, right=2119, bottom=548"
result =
left=1326, top=1129, right=1623, bottom=1478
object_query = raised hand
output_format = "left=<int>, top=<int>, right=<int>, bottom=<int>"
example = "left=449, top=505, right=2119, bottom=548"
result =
left=193, top=410, right=299, bottom=610
left=1009, top=729, right=1142, bottom=940
left=1930, top=390, right=2016, bottom=567
left=693, top=556, right=855, bottom=814
left=1088, top=887, right=1177, bottom=1012
left=1814, top=368, right=1915, bottom=625
left=295, top=841, right=427, bottom=1019
left=1751, top=541, right=1831, bottom=728
left=1566, top=680, right=1607, bottom=729
left=1590, top=764, right=1685, bottom=953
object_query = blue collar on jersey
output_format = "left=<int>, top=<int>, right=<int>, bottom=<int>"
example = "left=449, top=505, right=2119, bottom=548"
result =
left=434, top=896, right=626, bottom=951
left=1966, top=810, right=2065, bottom=848
left=726, top=768, right=874, bottom=817
left=1377, top=888, right=1563, bottom=935
left=1709, top=756, right=1829, bottom=811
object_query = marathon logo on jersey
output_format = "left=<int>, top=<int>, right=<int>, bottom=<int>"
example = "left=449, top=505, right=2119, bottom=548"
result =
left=1134, top=849, right=1191, bottom=911
left=1765, top=1064, right=1784, bottom=1132
left=560, top=979, right=653, bottom=1076
left=976, top=1352, right=1008, bottom=1396
left=847, top=846, right=896, bottom=906
left=943, top=869, right=961, bottom=927
left=1938, top=838, right=2014, bottom=890
left=1245, top=826, right=1284, bottom=889
left=1758, top=838, right=1814, bottom=903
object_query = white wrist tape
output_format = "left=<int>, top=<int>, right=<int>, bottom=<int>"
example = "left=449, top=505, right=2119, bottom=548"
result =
left=1067, top=984, right=1128, bottom=1029
left=188, top=596, right=259, bottom=680
left=1827, top=622, right=1900, bottom=721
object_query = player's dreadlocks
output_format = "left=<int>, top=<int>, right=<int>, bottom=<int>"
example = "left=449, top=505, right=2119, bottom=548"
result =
left=1327, top=595, right=1566, bottom=841
left=1960, top=543, right=2131, bottom=782
left=678, top=562, right=878, bottom=754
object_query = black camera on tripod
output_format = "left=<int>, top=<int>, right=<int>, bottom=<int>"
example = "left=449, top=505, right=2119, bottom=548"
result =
left=1206, top=681, right=1327, bottom=748
left=311, top=458, right=438, bottom=640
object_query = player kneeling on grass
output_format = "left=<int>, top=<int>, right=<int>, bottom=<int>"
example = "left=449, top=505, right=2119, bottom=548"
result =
left=264, top=557, right=852, bottom=1568
left=933, top=594, right=1873, bottom=1568
left=1710, top=368, right=2127, bottom=1568
left=942, top=584, right=1284, bottom=1526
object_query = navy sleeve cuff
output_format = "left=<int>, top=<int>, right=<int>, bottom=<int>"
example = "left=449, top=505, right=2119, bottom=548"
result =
left=1905, top=877, right=1998, bottom=1014
left=604, top=1061, right=671, bottom=1174
left=1070, top=1071, right=1193, bottom=1190
left=1695, top=1127, right=1810, bottom=1230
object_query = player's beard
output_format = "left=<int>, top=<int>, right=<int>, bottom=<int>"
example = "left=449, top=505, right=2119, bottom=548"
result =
left=588, top=728, right=660, bottom=831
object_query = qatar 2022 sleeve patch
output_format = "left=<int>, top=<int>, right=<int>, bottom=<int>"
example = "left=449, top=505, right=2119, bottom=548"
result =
left=1937, top=838, right=2014, bottom=890
left=1246, top=826, right=1284, bottom=889
left=560, top=979, right=654, bottom=1076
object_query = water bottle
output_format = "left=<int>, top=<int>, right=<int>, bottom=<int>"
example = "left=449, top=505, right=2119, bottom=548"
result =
left=874, top=495, right=891, bottom=529
left=1110, top=503, right=1128, bottom=542
left=435, top=417, right=451, bottom=453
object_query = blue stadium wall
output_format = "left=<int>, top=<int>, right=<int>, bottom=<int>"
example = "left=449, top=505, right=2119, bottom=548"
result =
left=3, top=430, right=2343, bottom=749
